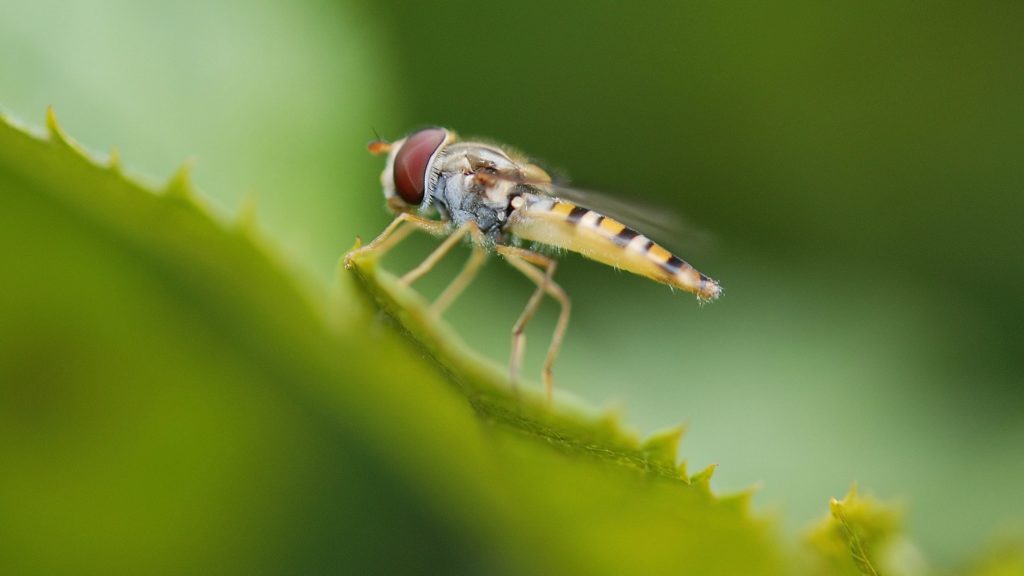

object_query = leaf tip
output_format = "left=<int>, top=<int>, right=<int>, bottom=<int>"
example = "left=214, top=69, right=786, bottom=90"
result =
left=597, top=405, right=626, bottom=430
left=46, top=106, right=76, bottom=150
left=641, top=424, right=686, bottom=466
left=108, top=146, right=123, bottom=174
left=690, top=463, right=718, bottom=489
left=719, top=487, right=757, bottom=513
left=831, top=483, right=859, bottom=516
left=164, top=158, right=198, bottom=201
left=677, top=459, right=689, bottom=480
left=235, top=193, right=259, bottom=234
left=45, top=105, right=59, bottom=131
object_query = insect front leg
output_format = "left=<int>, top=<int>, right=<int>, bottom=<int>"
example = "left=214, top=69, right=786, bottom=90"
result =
left=400, top=221, right=480, bottom=286
left=496, top=245, right=572, bottom=402
left=430, top=225, right=488, bottom=316
left=344, top=212, right=449, bottom=269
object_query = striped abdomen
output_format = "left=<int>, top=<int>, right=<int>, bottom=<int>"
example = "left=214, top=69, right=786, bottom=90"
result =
left=508, top=197, right=722, bottom=300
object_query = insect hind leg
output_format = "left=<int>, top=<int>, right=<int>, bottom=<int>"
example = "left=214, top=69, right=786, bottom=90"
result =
left=497, top=245, right=572, bottom=402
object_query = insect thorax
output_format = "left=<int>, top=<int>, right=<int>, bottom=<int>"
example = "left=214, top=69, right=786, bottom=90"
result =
left=431, top=172, right=518, bottom=243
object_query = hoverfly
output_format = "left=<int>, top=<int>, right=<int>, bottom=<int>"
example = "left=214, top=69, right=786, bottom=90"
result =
left=345, top=128, right=721, bottom=401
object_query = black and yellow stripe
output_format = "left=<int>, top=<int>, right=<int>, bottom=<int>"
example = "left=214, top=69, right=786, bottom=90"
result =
left=533, top=200, right=721, bottom=300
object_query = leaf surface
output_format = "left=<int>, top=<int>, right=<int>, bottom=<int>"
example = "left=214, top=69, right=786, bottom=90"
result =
left=0, top=110, right=782, bottom=575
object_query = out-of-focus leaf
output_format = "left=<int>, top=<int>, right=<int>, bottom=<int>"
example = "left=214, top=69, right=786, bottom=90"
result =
left=966, top=542, right=1024, bottom=576
left=808, top=485, right=927, bottom=576
left=342, top=253, right=710, bottom=481
left=0, top=110, right=783, bottom=575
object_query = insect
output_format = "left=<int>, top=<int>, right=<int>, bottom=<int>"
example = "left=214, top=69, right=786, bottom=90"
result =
left=345, top=127, right=721, bottom=401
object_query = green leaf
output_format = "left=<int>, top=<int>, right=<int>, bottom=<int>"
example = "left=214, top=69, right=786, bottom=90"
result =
left=342, top=254, right=700, bottom=481
left=807, top=485, right=926, bottom=576
left=829, top=488, right=887, bottom=576
left=966, top=543, right=1024, bottom=576
left=0, top=109, right=783, bottom=575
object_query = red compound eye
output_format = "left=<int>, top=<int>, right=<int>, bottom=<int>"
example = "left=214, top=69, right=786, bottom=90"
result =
left=393, top=128, right=447, bottom=205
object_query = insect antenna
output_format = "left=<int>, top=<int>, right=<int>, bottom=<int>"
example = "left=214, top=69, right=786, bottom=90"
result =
left=367, top=127, right=392, bottom=155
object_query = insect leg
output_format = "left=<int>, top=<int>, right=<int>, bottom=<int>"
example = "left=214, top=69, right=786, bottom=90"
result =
left=400, top=221, right=478, bottom=286
left=430, top=225, right=488, bottom=316
left=503, top=254, right=551, bottom=390
left=344, top=212, right=449, bottom=269
left=496, top=245, right=572, bottom=402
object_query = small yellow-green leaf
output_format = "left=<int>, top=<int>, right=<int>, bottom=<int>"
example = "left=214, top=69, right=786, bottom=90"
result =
left=808, top=485, right=913, bottom=576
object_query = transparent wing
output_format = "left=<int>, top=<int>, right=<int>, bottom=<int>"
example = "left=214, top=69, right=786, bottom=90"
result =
left=496, top=171, right=716, bottom=254
left=546, top=183, right=686, bottom=240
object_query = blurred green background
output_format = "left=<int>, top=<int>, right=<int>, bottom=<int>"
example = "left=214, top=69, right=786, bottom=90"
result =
left=2, top=0, right=1022, bottom=565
